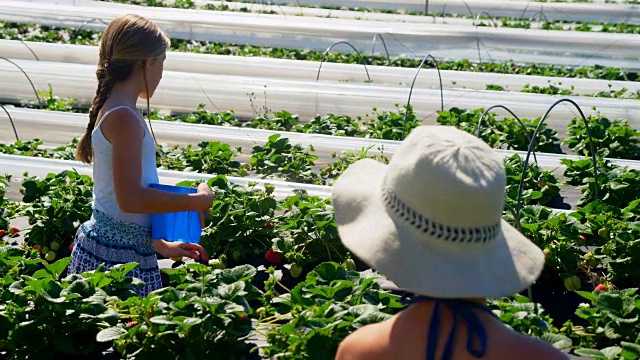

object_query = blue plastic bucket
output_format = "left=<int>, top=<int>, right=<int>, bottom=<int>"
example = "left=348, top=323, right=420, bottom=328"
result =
left=149, top=183, right=202, bottom=244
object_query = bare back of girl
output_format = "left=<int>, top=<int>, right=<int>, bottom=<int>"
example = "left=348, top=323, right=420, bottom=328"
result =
left=336, top=301, right=569, bottom=360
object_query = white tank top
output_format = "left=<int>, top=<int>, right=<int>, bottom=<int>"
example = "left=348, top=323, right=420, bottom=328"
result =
left=92, top=106, right=159, bottom=228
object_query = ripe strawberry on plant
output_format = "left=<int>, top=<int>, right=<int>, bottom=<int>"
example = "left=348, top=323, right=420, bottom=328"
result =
left=594, top=284, right=607, bottom=291
left=8, top=227, right=19, bottom=236
left=0, top=229, right=5, bottom=237
left=265, top=248, right=283, bottom=265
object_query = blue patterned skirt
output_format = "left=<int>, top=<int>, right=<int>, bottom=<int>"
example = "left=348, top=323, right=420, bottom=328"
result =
left=68, top=209, right=162, bottom=297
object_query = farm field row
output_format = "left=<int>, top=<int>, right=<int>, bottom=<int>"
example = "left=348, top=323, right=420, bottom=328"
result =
left=3, top=39, right=640, bottom=100
left=98, top=0, right=640, bottom=24
left=3, top=20, right=638, bottom=82
left=3, top=1, right=640, bottom=68
left=3, top=59, right=640, bottom=133
left=20, top=0, right=640, bottom=33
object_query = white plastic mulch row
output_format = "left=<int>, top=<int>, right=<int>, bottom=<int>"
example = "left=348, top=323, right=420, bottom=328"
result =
left=3, top=1, right=639, bottom=69
left=0, top=153, right=332, bottom=199
left=2, top=40, right=638, bottom=98
left=2, top=59, right=640, bottom=133
left=22, top=0, right=640, bottom=24
left=3, top=107, right=640, bottom=175
left=217, top=0, right=640, bottom=24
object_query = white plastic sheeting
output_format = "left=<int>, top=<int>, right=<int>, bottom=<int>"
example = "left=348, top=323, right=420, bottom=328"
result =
left=3, top=1, right=640, bottom=69
left=3, top=59, right=640, bottom=133
left=2, top=107, right=640, bottom=175
left=2, top=40, right=639, bottom=97
left=0, top=154, right=333, bottom=198
left=205, top=0, right=640, bottom=24
left=22, top=0, right=640, bottom=24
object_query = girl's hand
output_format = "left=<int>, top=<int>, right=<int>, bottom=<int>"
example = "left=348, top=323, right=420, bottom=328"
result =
left=195, top=183, right=215, bottom=228
left=155, top=240, right=209, bottom=263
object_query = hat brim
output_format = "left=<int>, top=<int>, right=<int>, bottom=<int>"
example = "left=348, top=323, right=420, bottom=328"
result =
left=332, top=158, right=545, bottom=299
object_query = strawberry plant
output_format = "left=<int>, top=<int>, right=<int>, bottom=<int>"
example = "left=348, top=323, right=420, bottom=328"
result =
left=171, top=105, right=239, bottom=126
left=250, top=134, right=323, bottom=185
left=295, top=114, right=361, bottom=137
left=436, top=108, right=560, bottom=153
left=0, top=258, right=122, bottom=358
left=497, top=116, right=561, bottom=154
left=562, top=153, right=640, bottom=209
left=362, top=105, right=418, bottom=141
left=503, top=154, right=561, bottom=207
left=18, top=170, right=93, bottom=260
left=569, top=289, right=640, bottom=352
left=261, top=262, right=405, bottom=359
left=272, top=190, right=344, bottom=274
left=158, top=141, right=249, bottom=176
left=243, top=110, right=300, bottom=132
left=105, top=263, right=258, bottom=359
left=564, top=115, right=640, bottom=160
left=0, top=138, right=79, bottom=160
left=489, top=295, right=564, bottom=340
left=504, top=205, right=584, bottom=286
left=320, top=145, right=389, bottom=184
left=199, top=177, right=278, bottom=266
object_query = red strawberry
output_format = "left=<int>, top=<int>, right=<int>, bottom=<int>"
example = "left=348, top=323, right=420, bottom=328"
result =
left=0, top=230, right=5, bottom=237
left=264, top=222, right=275, bottom=228
left=579, top=235, right=587, bottom=242
left=8, top=227, right=19, bottom=235
left=240, top=314, right=248, bottom=320
left=264, top=248, right=283, bottom=265
left=32, top=244, right=41, bottom=252
left=126, top=321, right=138, bottom=328
left=595, top=284, right=607, bottom=291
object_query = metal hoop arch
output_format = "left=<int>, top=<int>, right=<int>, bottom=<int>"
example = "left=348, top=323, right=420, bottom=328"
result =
left=401, top=54, right=444, bottom=140
left=477, top=105, right=538, bottom=164
left=0, top=57, right=43, bottom=108
left=371, top=34, right=391, bottom=66
left=0, top=104, right=19, bottom=141
left=515, top=98, right=600, bottom=219
left=316, top=41, right=371, bottom=82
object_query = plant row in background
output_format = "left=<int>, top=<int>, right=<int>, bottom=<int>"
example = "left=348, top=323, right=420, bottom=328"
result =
left=1, top=21, right=638, bottom=82
left=100, top=0, right=640, bottom=34
left=11, top=90, right=640, bottom=161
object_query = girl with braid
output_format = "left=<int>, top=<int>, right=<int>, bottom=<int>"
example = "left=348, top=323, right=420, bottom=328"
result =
left=70, top=14, right=214, bottom=296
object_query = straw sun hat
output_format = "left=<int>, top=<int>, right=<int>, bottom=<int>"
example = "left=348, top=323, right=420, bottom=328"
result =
left=332, top=125, right=545, bottom=298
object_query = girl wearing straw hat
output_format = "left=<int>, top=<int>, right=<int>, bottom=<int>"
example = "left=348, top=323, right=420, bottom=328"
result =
left=333, top=126, right=568, bottom=360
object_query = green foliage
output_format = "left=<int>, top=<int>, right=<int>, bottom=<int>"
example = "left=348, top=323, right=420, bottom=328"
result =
left=564, top=115, right=640, bottom=160
left=199, top=177, right=279, bottom=265
left=261, top=262, right=405, bottom=359
left=320, top=145, right=389, bottom=184
left=158, top=141, right=249, bottom=176
left=503, top=154, right=561, bottom=206
left=251, top=134, right=323, bottom=184
left=273, top=190, right=344, bottom=271
left=19, top=170, right=93, bottom=259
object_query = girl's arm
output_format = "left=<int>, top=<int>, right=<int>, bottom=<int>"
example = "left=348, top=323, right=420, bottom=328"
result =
left=102, top=108, right=213, bottom=215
